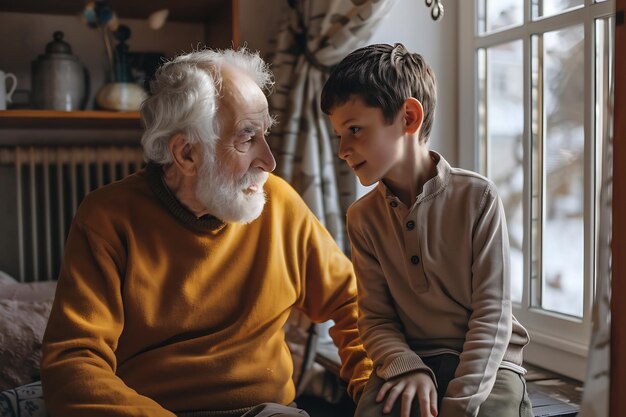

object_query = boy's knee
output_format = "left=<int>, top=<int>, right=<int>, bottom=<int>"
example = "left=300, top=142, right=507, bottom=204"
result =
left=478, top=371, right=531, bottom=417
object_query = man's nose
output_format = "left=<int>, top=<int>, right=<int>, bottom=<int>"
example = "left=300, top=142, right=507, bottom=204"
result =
left=255, top=138, right=277, bottom=172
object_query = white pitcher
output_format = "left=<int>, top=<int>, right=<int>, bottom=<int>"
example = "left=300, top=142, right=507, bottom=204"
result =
left=0, top=70, right=17, bottom=110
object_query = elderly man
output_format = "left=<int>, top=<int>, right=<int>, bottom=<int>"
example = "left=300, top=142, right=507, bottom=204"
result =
left=40, top=48, right=371, bottom=417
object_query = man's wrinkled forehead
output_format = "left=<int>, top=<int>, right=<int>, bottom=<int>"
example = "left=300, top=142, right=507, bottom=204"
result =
left=233, top=110, right=273, bottom=131
left=217, top=68, right=271, bottom=131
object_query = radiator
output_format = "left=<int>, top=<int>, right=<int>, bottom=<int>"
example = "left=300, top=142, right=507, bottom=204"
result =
left=0, top=146, right=145, bottom=282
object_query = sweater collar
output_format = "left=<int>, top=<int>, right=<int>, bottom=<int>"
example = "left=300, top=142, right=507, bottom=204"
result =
left=378, top=150, right=450, bottom=206
left=146, top=163, right=226, bottom=233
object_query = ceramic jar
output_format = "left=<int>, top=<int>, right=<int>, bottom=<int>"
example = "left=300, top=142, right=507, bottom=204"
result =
left=96, top=82, right=146, bottom=112
left=31, top=31, right=88, bottom=111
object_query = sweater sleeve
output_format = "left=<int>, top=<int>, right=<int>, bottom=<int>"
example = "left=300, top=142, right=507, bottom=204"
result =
left=297, top=215, right=373, bottom=402
left=41, top=218, right=175, bottom=417
left=441, top=185, right=513, bottom=417
left=347, top=214, right=436, bottom=384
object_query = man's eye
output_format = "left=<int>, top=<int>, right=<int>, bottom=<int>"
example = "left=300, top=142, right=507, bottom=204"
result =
left=235, top=138, right=253, bottom=152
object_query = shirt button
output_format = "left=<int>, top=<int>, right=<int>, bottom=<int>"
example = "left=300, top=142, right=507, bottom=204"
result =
left=390, top=201, right=398, bottom=208
left=411, top=255, right=420, bottom=265
left=406, top=220, right=415, bottom=230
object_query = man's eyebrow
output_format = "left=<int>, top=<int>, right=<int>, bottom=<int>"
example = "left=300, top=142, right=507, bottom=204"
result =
left=235, top=126, right=257, bottom=136
left=235, top=115, right=274, bottom=134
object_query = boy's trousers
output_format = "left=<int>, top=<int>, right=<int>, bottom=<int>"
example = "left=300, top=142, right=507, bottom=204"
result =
left=354, top=353, right=533, bottom=417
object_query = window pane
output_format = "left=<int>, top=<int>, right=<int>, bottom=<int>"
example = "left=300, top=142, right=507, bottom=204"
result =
left=532, top=0, right=584, bottom=19
left=481, top=41, right=524, bottom=303
left=478, top=0, right=524, bottom=34
left=541, top=25, right=585, bottom=317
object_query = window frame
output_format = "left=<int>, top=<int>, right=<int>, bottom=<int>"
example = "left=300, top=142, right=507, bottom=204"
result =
left=458, top=0, right=614, bottom=380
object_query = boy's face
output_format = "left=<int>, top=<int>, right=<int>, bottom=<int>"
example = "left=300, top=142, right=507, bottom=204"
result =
left=329, top=96, right=407, bottom=186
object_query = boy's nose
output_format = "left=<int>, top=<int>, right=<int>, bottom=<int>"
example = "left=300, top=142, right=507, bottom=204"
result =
left=338, top=137, right=350, bottom=161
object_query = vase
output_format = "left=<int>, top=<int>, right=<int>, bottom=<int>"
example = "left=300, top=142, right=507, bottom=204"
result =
left=96, top=82, right=146, bottom=111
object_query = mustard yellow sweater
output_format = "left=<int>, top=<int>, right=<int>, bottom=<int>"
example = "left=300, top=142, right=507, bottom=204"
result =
left=41, top=165, right=371, bottom=417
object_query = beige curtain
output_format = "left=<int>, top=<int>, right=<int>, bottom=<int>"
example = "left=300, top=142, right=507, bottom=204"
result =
left=268, top=0, right=397, bottom=252
left=267, top=0, right=397, bottom=397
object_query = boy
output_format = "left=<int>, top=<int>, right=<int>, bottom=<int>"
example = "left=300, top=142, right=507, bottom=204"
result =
left=320, top=43, right=532, bottom=417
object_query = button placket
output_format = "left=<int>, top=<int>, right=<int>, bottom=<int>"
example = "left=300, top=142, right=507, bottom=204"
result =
left=404, top=208, right=427, bottom=292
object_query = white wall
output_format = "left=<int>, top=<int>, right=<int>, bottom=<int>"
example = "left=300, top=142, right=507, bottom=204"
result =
left=238, top=0, right=287, bottom=59
left=368, top=0, right=458, bottom=165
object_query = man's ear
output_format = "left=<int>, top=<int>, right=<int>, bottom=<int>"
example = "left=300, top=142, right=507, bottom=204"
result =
left=168, top=134, right=200, bottom=176
left=403, top=98, right=424, bottom=135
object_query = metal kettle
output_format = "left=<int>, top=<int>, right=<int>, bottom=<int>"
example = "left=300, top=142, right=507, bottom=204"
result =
left=31, top=31, right=88, bottom=111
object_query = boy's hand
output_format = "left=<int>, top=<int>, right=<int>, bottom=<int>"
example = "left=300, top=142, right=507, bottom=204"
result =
left=376, top=370, right=438, bottom=417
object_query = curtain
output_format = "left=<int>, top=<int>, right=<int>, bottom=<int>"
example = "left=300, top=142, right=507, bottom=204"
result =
left=579, top=84, right=613, bottom=417
left=267, top=0, right=397, bottom=397
left=268, top=0, right=397, bottom=252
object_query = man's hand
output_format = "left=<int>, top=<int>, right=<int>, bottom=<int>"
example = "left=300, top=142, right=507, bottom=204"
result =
left=376, top=370, right=438, bottom=417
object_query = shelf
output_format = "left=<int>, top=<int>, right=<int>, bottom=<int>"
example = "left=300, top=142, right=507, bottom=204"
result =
left=0, top=0, right=228, bottom=23
left=0, top=110, right=142, bottom=130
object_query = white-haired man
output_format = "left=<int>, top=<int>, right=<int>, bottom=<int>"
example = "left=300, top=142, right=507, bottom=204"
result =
left=40, top=48, right=372, bottom=417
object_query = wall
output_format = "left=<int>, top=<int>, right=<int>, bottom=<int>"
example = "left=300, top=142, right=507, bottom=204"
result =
left=367, top=0, right=458, bottom=166
left=238, top=0, right=287, bottom=59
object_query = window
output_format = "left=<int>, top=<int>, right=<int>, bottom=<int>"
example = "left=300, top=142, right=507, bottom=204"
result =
left=459, top=0, right=614, bottom=380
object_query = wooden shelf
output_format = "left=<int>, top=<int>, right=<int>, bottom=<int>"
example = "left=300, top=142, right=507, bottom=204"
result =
left=0, top=110, right=142, bottom=130
left=0, top=0, right=227, bottom=23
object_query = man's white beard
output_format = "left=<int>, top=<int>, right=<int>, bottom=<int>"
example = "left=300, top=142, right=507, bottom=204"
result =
left=195, top=152, right=269, bottom=224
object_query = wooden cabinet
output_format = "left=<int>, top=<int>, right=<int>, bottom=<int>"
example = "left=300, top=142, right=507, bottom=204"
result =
left=0, top=1, right=238, bottom=129
left=0, top=0, right=239, bottom=48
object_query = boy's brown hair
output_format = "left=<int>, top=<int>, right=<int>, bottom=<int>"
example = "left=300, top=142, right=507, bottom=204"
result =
left=321, top=43, right=437, bottom=141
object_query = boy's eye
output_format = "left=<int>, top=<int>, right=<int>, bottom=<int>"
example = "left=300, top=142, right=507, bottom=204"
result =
left=349, top=126, right=361, bottom=135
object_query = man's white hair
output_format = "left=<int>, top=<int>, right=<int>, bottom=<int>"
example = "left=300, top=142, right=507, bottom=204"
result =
left=140, top=48, right=274, bottom=165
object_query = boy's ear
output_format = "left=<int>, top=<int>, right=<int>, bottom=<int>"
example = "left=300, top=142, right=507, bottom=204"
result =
left=168, top=134, right=201, bottom=176
left=403, top=98, right=424, bottom=135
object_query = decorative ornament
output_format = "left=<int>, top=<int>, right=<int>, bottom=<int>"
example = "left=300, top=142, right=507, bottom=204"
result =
left=425, top=0, right=444, bottom=21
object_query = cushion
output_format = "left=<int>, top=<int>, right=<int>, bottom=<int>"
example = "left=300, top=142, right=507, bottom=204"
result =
left=0, top=381, right=47, bottom=417
left=0, top=271, right=17, bottom=284
left=0, top=278, right=56, bottom=392
left=0, top=300, right=53, bottom=392
left=0, top=281, right=57, bottom=303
